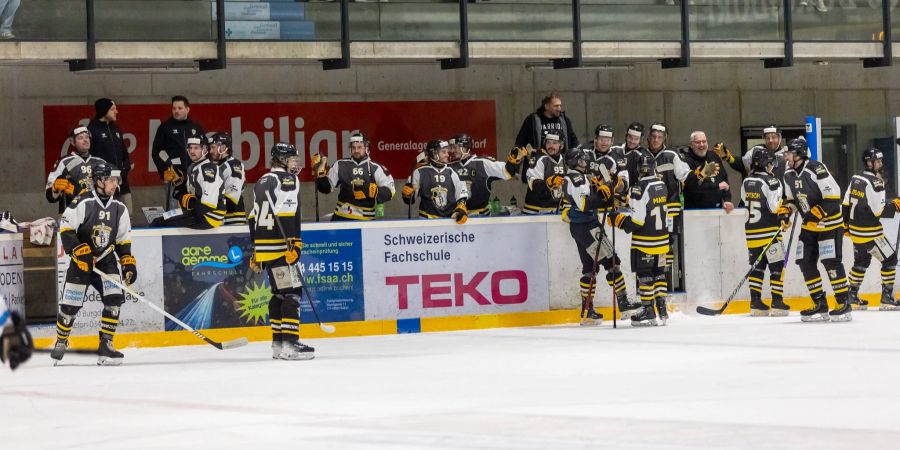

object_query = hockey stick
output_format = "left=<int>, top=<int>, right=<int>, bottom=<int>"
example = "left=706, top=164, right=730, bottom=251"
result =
left=92, top=268, right=249, bottom=350
left=696, top=219, right=789, bottom=316
left=312, top=154, right=321, bottom=223
left=264, top=190, right=336, bottom=334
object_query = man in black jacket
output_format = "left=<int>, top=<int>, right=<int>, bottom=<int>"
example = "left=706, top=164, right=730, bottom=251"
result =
left=681, top=131, right=734, bottom=213
left=512, top=91, right=579, bottom=181
left=88, top=98, right=132, bottom=212
left=151, top=95, right=206, bottom=208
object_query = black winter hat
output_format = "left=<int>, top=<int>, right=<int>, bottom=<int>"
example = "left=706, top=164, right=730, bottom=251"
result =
left=94, top=98, right=114, bottom=118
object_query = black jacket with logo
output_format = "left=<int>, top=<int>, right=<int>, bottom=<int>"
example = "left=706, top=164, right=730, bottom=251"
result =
left=88, top=118, right=131, bottom=193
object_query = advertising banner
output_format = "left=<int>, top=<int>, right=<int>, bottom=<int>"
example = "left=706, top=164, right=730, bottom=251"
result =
left=44, top=100, right=497, bottom=185
left=160, top=228, right=364, bottom=330
left=361, top=222, right=550, bottom=320
left=55, top=235, right=165, bottom=335
left=0, top=234, right=25, bottom=318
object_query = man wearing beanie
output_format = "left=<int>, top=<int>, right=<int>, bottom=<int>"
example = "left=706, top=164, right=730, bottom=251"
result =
left=88, top=98, right=132, bottom=212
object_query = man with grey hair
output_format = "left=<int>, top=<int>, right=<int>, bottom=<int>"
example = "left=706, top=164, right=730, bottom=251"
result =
left=681, top=131, right=733, bottom=213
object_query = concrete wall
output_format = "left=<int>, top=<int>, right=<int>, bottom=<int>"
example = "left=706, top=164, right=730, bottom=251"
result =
left=2, top=61, right=900, bottom=224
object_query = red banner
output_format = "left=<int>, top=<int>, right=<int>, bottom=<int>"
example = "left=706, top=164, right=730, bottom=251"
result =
left=43, top=100, right=497, bottom=185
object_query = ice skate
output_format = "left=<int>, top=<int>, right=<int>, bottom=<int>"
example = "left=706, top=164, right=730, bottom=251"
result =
left=829, top=299, right=852, bottom=323
left=656, top=297, right=668, bottom=326
left=749, top=294, right=770, bottom=317
left=279, top=340, right=315, bottom=361
left=800, top=296, right=829, bottom=323
left=617, top=297, right=643, bottom=321
left=97, top=336, right=124, bottom=366
left=631, top=302, right=657, bottom=327
left=848, top=286, right=867, bottom=311
left=770, top=297, right=790, bottom=317
left=580, top=308, right=603, bottom=327
left=50, top=339, right=68, bottom=365
left=272, top=341, right=283, bottom=359
left=879, top=287, right=898, bottom=311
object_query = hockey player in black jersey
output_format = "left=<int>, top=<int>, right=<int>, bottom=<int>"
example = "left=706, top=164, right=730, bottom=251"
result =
left=612, top=122, right=654, bottom=193
left=608, top=153, right=671, bottom=326
left=45, top=126, right=107, bottom=212
left=843, top=148, right=900, bottom=311
left=582, top=124, right=628, bottom=197
left=562, top=148, right=640, bottom=325
left=646, top=123, right=691, bottom=288
left=313, top=131, right=396, bottom=221
left=740, top=150, right=790, bottom=316
left=783, top=138, right=850, bottom=322
left=51, top=162, right=137, bottom=365
left=248, top=143, right=314, bottom=360
left=524, top=133, right=566, bottom=215
left=152, top=137, right=226, bottom=229
left=716, top=125, right=788, bottom=181
left=448, top=133, right=514, bottom=216
left=402, top=140, right=469, bottom=223
left=209, top=132, right=246, bottom=225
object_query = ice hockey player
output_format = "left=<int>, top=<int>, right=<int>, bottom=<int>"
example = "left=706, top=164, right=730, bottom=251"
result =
left=248, top=143, right=314, bottom=360
left=45, top=126, right=107, bottom=213
left=313, top=131, right=396, bottom=221
left=646, top=122, right=691, bottom=285
left=447, top=133, right=515, bottom=216
left=842, top=147, right=900, bottom=311
left=612, top=122, right=654, bottom=192
left=740, top=150, right=790, bottom=316
left=402, top=140, right=469, bottom=223
left=152, top=137, right=226, bottom=229
left=782, top=137, right=850, bottom=322
left=51, top=162, right=136, bottom=365
left=562, top=148, right=640, bottom=325
left=209, top=132, right=246, bottom=225
left=608, top=153, right=670, bottom=326
left=716, top=125, right=787, bottom=181
left=0, top=300, right=33, bottom=371
left=523, top=133, right=567, bottom=215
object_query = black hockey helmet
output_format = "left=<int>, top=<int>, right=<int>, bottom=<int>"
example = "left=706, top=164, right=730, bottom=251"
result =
left=270, top=142, right=298, bottom=168
left=92, top=162, right=121, bottom=185
left=565, top=148, right=589, bottom=170
left=71, top=126, right=91, bottom=140
left=637, top=152, right=656, bottom=178
left=649, top=122, right=668, bottom=136
left=750, top=148, right=776, bottom=173
left=786, top=137, right=809, bottom=159
left=210, top=132, right=232, bottom=150
left=626, top=122, right=645, bottom=139
left=594, top=124, right=614, bottom=139
left=425, top=139, right=449, bottom=166
left=449, top=133, right=474, bottom=155
left=348, top=130, right=369, bottom=148
left=863, top=147, right=884, bottom=170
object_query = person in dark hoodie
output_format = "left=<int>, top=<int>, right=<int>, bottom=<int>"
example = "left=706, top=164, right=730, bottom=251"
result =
left=88, top=98, right=132, bottom=212
left=512, top=91, right=579, bottom=182
left=151, top=95, right=206, bottom=209
left=681, top=130, right=734, bottom=213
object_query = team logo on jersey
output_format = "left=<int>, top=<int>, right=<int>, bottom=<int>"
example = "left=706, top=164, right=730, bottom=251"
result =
left=91, top=224, right=112, bottom=249
left=173, top=129, right=179, bottom=135
left=100, top=133, right=108, bottom=138
left=431, top=186, right=449, bottom=209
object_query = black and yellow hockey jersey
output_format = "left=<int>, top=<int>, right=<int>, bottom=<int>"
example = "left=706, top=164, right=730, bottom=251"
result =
left=524, top=152, right=565, bottom=214
left=449, top=155, right=511, bottom=215
left=218, top=156, right=246, bottom=225
left=616, top=177, right=670, bottom=255
left=740, top=172, right=783, bottom=248
left=45, top=152, right=106, bottom=210
left=842, top=170, right=894, bottom=244
left=563, top=170, right=609, bottom=223
left=317, top=157, right=396, bottom=220
left=180, top=157, right=226, bottom=228
left=59, top=191, right=132, bottom=258
left=410, top=164, right=469, bottom=218
left=783, top=159, right=842, bottom=232
left=249, top=168, right=302, bottom=262
left=650, top=145, right=691, bottom=217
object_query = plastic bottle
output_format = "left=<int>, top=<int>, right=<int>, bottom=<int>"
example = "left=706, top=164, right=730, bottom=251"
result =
left=375, top=202, right=385, bottom=218
left=490, top=196, right=501, bottom=216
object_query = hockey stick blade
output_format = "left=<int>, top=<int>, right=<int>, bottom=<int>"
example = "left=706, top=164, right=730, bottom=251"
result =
left=695, top=304, right=727, bottom=316
left=219, top=337, right=250, bottom=350
left=319, top=323, right=336, bottom=334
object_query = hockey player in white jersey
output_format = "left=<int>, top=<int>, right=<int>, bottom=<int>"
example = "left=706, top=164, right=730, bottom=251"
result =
left=209, top=132, right=247, bottom=225
left=45, top=126, right=106, bottom=213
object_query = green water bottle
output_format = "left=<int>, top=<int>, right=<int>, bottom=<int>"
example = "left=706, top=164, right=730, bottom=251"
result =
left=375, top=202, right=385, bottom=218
left=679, top=191, right=684, bottom=208
left=490, top=196, right=501, bottom=216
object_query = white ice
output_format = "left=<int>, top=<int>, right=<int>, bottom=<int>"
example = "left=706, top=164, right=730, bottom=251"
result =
left=4, top=311, right=900, bottom=450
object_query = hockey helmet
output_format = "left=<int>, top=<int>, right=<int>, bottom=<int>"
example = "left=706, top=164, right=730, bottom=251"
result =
left=750, top=149, right=776, bottom=173
left=786, top=137, right=809, bottom=159
left=762, top=125, right=781, bottom=137
left=425, top=139, right=449, bottom=166
left=863, top=147, right=884, bottom=171
left=565, top=148, right=589, bottom=170
left=449, top=133, right=474, bottom=155
left=594, top=124, right=614, bottom=139
left=636, top=152, right=656, bottom=178
left=270, top=142, right=299, bottom=168
left=626, top=122, right=645, bottom=138
left=92, top=162, right=121, bottom=186
left=649, top=122, right=667, bottom=136
left=210, top=132, right=232, bottom=150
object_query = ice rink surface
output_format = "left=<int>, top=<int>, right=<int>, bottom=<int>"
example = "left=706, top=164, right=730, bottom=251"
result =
left=4, top=310, right=900, bottom=450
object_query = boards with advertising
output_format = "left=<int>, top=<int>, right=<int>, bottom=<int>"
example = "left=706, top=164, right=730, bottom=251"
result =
left=0, top=233, right=25, bottom=318
left=361, top=222, right=550, bottom=320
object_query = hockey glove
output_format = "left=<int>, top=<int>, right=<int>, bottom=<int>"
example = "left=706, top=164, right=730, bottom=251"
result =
left=451, top=202, right=468, bottom=225
left=52, top=177, right=76, bottom=196
left=590, top=177, right=612, bottom=200
left=0, top=312, right=33, bottom=371
left=613, top=175, right=626, bottom=196
left=71, top=243, right=93, bottom=273
left=809, top=205, right=826, bottom=221
left=120, top=254, right=138, bottom=285
left=249, top=252, right=262, bottom=274
left=507, top=147, right=527, bottom=165
left=546, top=175, right=565, bottom=190
left=162, top=166, right=182, bottom=183
left=180, top=193, right=197, bottom=211
left=892, top=198, right=900, bottom=212
left=401, top=183, right=415, bottom=199
left=311, top=154, right=329, bottom=178
left=697, top=161, right=720, bottom=180
left=713, top=143, right=735, bottom=164
left=284, top=238, right=302, bottom=264
left=606, top=211, right=627, bottom=229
